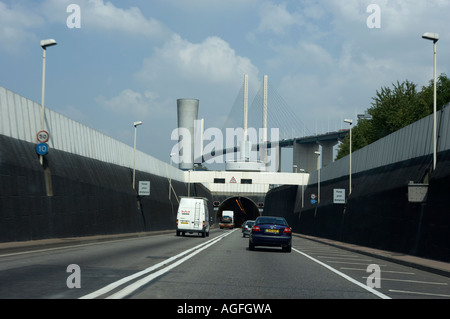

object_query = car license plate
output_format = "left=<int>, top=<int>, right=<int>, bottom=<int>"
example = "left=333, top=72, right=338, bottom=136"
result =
left=265, top=229, right=279, bottom=234
left=181, top=222, right=189, bottom=224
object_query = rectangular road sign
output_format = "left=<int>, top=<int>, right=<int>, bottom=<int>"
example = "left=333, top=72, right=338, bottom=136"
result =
left=333, top=188, right=346, bottom=204
left=139, top=181, right=150, bottom=196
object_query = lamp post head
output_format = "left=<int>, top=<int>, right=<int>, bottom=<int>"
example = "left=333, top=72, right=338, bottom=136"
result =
left=344, top=119, right=353, bottom=125
left=134, top=121, right=143, bottom=127
left=40, top=39, right=57, bottom=49
left=314, top=151, right=321, bottom=156
left=422, top=32, right=439, bottom=43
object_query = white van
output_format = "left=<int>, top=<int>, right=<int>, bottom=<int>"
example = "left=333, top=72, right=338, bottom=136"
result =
left=176, top=197, right=210, bottom=237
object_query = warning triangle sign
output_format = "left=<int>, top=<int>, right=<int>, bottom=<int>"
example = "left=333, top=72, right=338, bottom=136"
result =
left=230, top=177, right=237, bottom=183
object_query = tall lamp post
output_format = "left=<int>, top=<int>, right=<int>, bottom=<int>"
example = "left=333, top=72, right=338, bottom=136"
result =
left=133, top=121, right=143, bottom=190
left=422, top=32, right=439, bottom=170
left=344, top=119, right=353, bottom=195
left=314, top=151, right=321, bottom=204
left=40, top=39, right=57, bottom=165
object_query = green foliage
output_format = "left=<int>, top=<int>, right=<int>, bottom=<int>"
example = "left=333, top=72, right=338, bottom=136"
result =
left=336, top=74, right=450, bottom=160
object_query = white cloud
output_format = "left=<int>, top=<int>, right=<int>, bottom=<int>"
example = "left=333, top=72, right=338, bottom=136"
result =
left=39, top=0, right=171, bottom=39
left=96, top=89, right=159, bottom=118
left=83, top=0, right=171, bottom=38
left=256, top=2, right=303, bottom=35
left=137, top=34, right=259, bottom=85
left=0, top=2, right=44, bottom=53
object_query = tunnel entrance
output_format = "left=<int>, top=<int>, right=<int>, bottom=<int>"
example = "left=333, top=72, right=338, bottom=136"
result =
left=216, top=197, right=261, bottom=228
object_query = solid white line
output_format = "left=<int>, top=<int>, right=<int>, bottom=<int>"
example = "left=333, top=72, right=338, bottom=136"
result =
left=292, top=247, right=391, bottom=299
left=107, top=229, right=237, bottom=299
left=80, top=230, right=236, bottom=299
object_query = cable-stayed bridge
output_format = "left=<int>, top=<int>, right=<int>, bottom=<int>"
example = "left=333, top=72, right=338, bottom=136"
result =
left=182, top=75, right=349, bottom=174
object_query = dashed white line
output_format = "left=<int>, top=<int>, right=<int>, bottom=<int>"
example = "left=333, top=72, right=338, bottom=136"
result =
left=363, top=277, right=448, bottom=285
left=341, top=267, right=413, bottom=274
left=293, top=247, right=391, bottom=299
left=317, top=256, right=373, bottom=261
left=389, top=289, right=450, bottom=298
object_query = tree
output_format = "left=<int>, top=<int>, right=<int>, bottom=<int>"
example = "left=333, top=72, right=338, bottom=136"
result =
left=418, top=74, right=450, bottom=113
left=336, top=74, right=450, bottom=160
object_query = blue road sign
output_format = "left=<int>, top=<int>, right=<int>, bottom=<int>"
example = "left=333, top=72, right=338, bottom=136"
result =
left=36, top=143, right=49, bottom=155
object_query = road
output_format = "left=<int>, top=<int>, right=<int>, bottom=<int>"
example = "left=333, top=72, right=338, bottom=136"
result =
left=1, top=228, right=449, bottom=302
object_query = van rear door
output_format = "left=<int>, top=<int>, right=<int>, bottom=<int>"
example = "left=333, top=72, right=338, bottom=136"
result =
left=193, top=201, right=201, bottom=229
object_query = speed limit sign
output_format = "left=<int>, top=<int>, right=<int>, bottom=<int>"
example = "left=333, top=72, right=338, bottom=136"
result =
left=37, top=130, right=49, bottom=143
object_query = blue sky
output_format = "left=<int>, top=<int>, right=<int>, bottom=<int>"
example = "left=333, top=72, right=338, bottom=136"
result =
left=1, top=0, right=449, bottom=171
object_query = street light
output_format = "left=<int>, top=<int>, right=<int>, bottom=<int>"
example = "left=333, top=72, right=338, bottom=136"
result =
left=40, top=39, right=57, bottom=165
left=314, top=151, right=321, bottom=204
left=344, top=119, right=353, bottom=195
left=40, top=39, right=57, bottom=131
left=422, top=32, right=439, bottom=170
left=133, top=121, right=143, bottom=190
left=300, top=168, right=305, bottom=208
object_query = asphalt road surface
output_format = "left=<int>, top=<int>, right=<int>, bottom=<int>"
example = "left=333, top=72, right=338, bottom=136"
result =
left=1, top=228, right=449, bottom=301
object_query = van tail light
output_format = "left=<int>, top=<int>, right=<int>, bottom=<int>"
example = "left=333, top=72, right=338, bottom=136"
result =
left=203, top=221, right=205, bottom=227
left=283, top=227, right=292, bottom=234
left=252, top=226, right=261, bottom=232
left=176, top=219, right=178, bottom=226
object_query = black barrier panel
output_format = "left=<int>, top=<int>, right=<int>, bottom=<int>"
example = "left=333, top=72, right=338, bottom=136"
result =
left=0, top=134, right=206, bottom=243
left=263, top=152, right=450, bottom=263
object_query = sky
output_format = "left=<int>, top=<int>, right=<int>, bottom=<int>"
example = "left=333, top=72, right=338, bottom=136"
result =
left=1, top=0, right=449, bottom=171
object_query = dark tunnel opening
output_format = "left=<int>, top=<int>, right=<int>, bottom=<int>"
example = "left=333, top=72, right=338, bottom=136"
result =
left=216, top=197, right=261, bottom=228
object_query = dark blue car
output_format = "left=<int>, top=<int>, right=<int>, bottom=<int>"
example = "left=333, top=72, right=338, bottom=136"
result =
left=249, top=216, right=292, bottom=252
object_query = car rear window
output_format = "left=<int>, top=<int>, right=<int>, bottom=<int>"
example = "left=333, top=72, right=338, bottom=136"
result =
left=256, top=217, right=287, bottom=225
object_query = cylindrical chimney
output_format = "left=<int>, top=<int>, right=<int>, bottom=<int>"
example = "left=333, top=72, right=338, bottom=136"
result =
left=177, top=98, right=199, bottom=170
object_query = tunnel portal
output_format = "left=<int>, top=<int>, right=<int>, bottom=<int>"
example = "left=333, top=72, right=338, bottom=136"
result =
left=216, top=197, right=261, bottom=228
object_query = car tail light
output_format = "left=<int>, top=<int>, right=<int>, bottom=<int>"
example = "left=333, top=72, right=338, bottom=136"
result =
left=283, top=227, right=292, bottom=234
left=252, top=225, right=261, bottom=232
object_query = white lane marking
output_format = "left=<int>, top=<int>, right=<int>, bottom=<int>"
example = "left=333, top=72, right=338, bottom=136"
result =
left=80, top=230, right=236, bottom=299
left=341, top=267, right=414, bottom=274
left=326, top=261, right=386, bottom=266
left=389, top=289, right=450, bottom=298
left=362, top=277, right=448, bottom=285
left=107, top=230, right=236, bottom=299
left=292, top=247, right=391, bottom=299
left=317, top=256, right=373, bottom=261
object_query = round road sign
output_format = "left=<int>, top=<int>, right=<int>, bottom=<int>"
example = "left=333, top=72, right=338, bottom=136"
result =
left=37, top=130, right=50, bottom=143
left=36, top=143, right=49, bottom=156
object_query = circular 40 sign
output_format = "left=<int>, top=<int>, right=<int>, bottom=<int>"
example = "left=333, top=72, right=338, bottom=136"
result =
left=37, top=130, right=50, bottom=143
